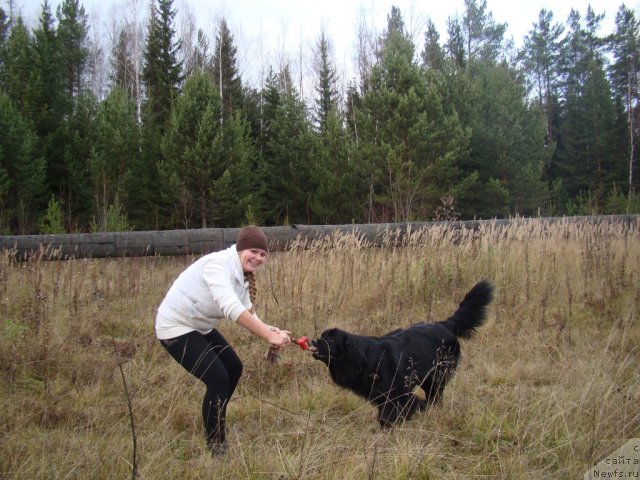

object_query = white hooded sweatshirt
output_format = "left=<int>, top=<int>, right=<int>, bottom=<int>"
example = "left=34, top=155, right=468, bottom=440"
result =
left=155, top=244, right=255, bottom=340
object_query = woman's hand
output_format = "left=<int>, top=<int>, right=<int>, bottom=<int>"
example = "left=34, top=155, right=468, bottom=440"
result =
left=268, top=328, right=292, bottom=348
left=236, top=311, right=292, bottom=347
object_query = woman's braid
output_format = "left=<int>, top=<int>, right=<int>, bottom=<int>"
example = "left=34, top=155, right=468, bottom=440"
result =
left=244, top=271, right=257, bottom=313
left=246, top=270, right=277, bottom=363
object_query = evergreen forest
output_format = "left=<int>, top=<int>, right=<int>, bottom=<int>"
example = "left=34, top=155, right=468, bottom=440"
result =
left=0, top=0, right=639, bottom=234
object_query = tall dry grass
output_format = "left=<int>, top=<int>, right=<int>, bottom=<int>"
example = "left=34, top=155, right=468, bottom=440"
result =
left=0, top=218, right=638, bottom=479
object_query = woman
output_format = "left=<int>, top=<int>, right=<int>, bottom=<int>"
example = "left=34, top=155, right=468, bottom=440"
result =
left=155, top=225, right=291, bottom=455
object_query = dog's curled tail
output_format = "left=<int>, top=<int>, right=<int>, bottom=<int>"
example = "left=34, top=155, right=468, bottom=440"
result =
left=441, top=280, right=494, bottom=339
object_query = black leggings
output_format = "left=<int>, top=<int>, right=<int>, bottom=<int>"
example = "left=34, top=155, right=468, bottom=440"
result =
left=160, top=329, right=243, bottom=445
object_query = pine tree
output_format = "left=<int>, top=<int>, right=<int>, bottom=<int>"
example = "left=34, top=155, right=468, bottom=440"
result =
left=446, top=18, right=466, bottom=70
left=457, top=63, right=549, bottom=217
left=257, top=67, right=313, bottom=224
left=30, top=1, right=68, bottom=204
left=0, top=7, right=8, bottom=67
left=90, top=87, right=139, bottom=230
left=1, top=16, right=32, bottom=112
left=561, top=59, right=626, bottom=204
left=582, top=64, right=627, bottom=196
left=211, top=18, right=242, bottom=122
left=137, top=0, right=183, bottom=229
left=312, top=29, right=338, bottom=132
left=609, top=5, right=640, bottom=194
left=555, top=8, right=626, bottom=208
left=560, top=8, right=606, bottom=101
left=521, top=9, right=564, bottom=146
left=159, top=72, right=254, bottom=228
left=0, top=91, right=46, bottom=233
left=437, top=2, right=548, bottom=217
left=60, top=90, right=98, bottom=227
left=310, top=109, right=363, bottom=223
left=309, top=30, right=361, bottom=223
left=421, top=20, right=445, bottom=71
left=355, top=6, right=469, bottom=222
left=56, top=0, right=89, bottom=102
left=461, top=0, right=507, bottom=65
left=142, top=0, right=182, bottom=126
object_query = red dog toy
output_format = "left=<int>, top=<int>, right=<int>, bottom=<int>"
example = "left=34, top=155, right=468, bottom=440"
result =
left=295, top=336, right=311, bottom=350
left=266, top=335, right=315, bottom=363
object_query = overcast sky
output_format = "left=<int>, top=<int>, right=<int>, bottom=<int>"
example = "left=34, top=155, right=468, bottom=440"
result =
left=15, top=0, right=639, bottom=88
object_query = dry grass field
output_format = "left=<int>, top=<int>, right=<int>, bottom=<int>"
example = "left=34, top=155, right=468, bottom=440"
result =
left=1, top=218, right=639, bottom=479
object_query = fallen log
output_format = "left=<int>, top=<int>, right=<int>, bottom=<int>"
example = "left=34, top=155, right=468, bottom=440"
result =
left=0, top=215, right=637, bottom=260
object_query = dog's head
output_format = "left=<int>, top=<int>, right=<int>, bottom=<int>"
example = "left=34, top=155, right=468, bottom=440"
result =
left=311, top=328, right=340, bottom=364
left=311, top=328, right=366, bottom=380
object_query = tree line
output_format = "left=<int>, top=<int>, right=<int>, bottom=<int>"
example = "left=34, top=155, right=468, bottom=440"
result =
left=0, top=0, right=638, bottom=234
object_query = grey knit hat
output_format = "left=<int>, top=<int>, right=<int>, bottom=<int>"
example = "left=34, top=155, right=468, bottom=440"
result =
left=236, top=225, right=268, bottom=252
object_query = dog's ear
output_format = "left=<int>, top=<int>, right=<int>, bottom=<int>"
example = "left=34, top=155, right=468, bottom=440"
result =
left=341, top=336, right=366, bottom=373
left=329, top=331, right=366, bottom=386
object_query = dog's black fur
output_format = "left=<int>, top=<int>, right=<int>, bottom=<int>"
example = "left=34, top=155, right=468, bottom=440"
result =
left=311, top=280, right=494, bottom=427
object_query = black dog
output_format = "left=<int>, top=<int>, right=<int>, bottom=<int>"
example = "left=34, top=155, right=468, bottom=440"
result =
left=311, top=280, right=494, bottom=427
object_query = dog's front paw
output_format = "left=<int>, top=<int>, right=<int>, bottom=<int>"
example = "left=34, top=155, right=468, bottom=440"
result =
left=415, top=397, right=428, bottom=412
